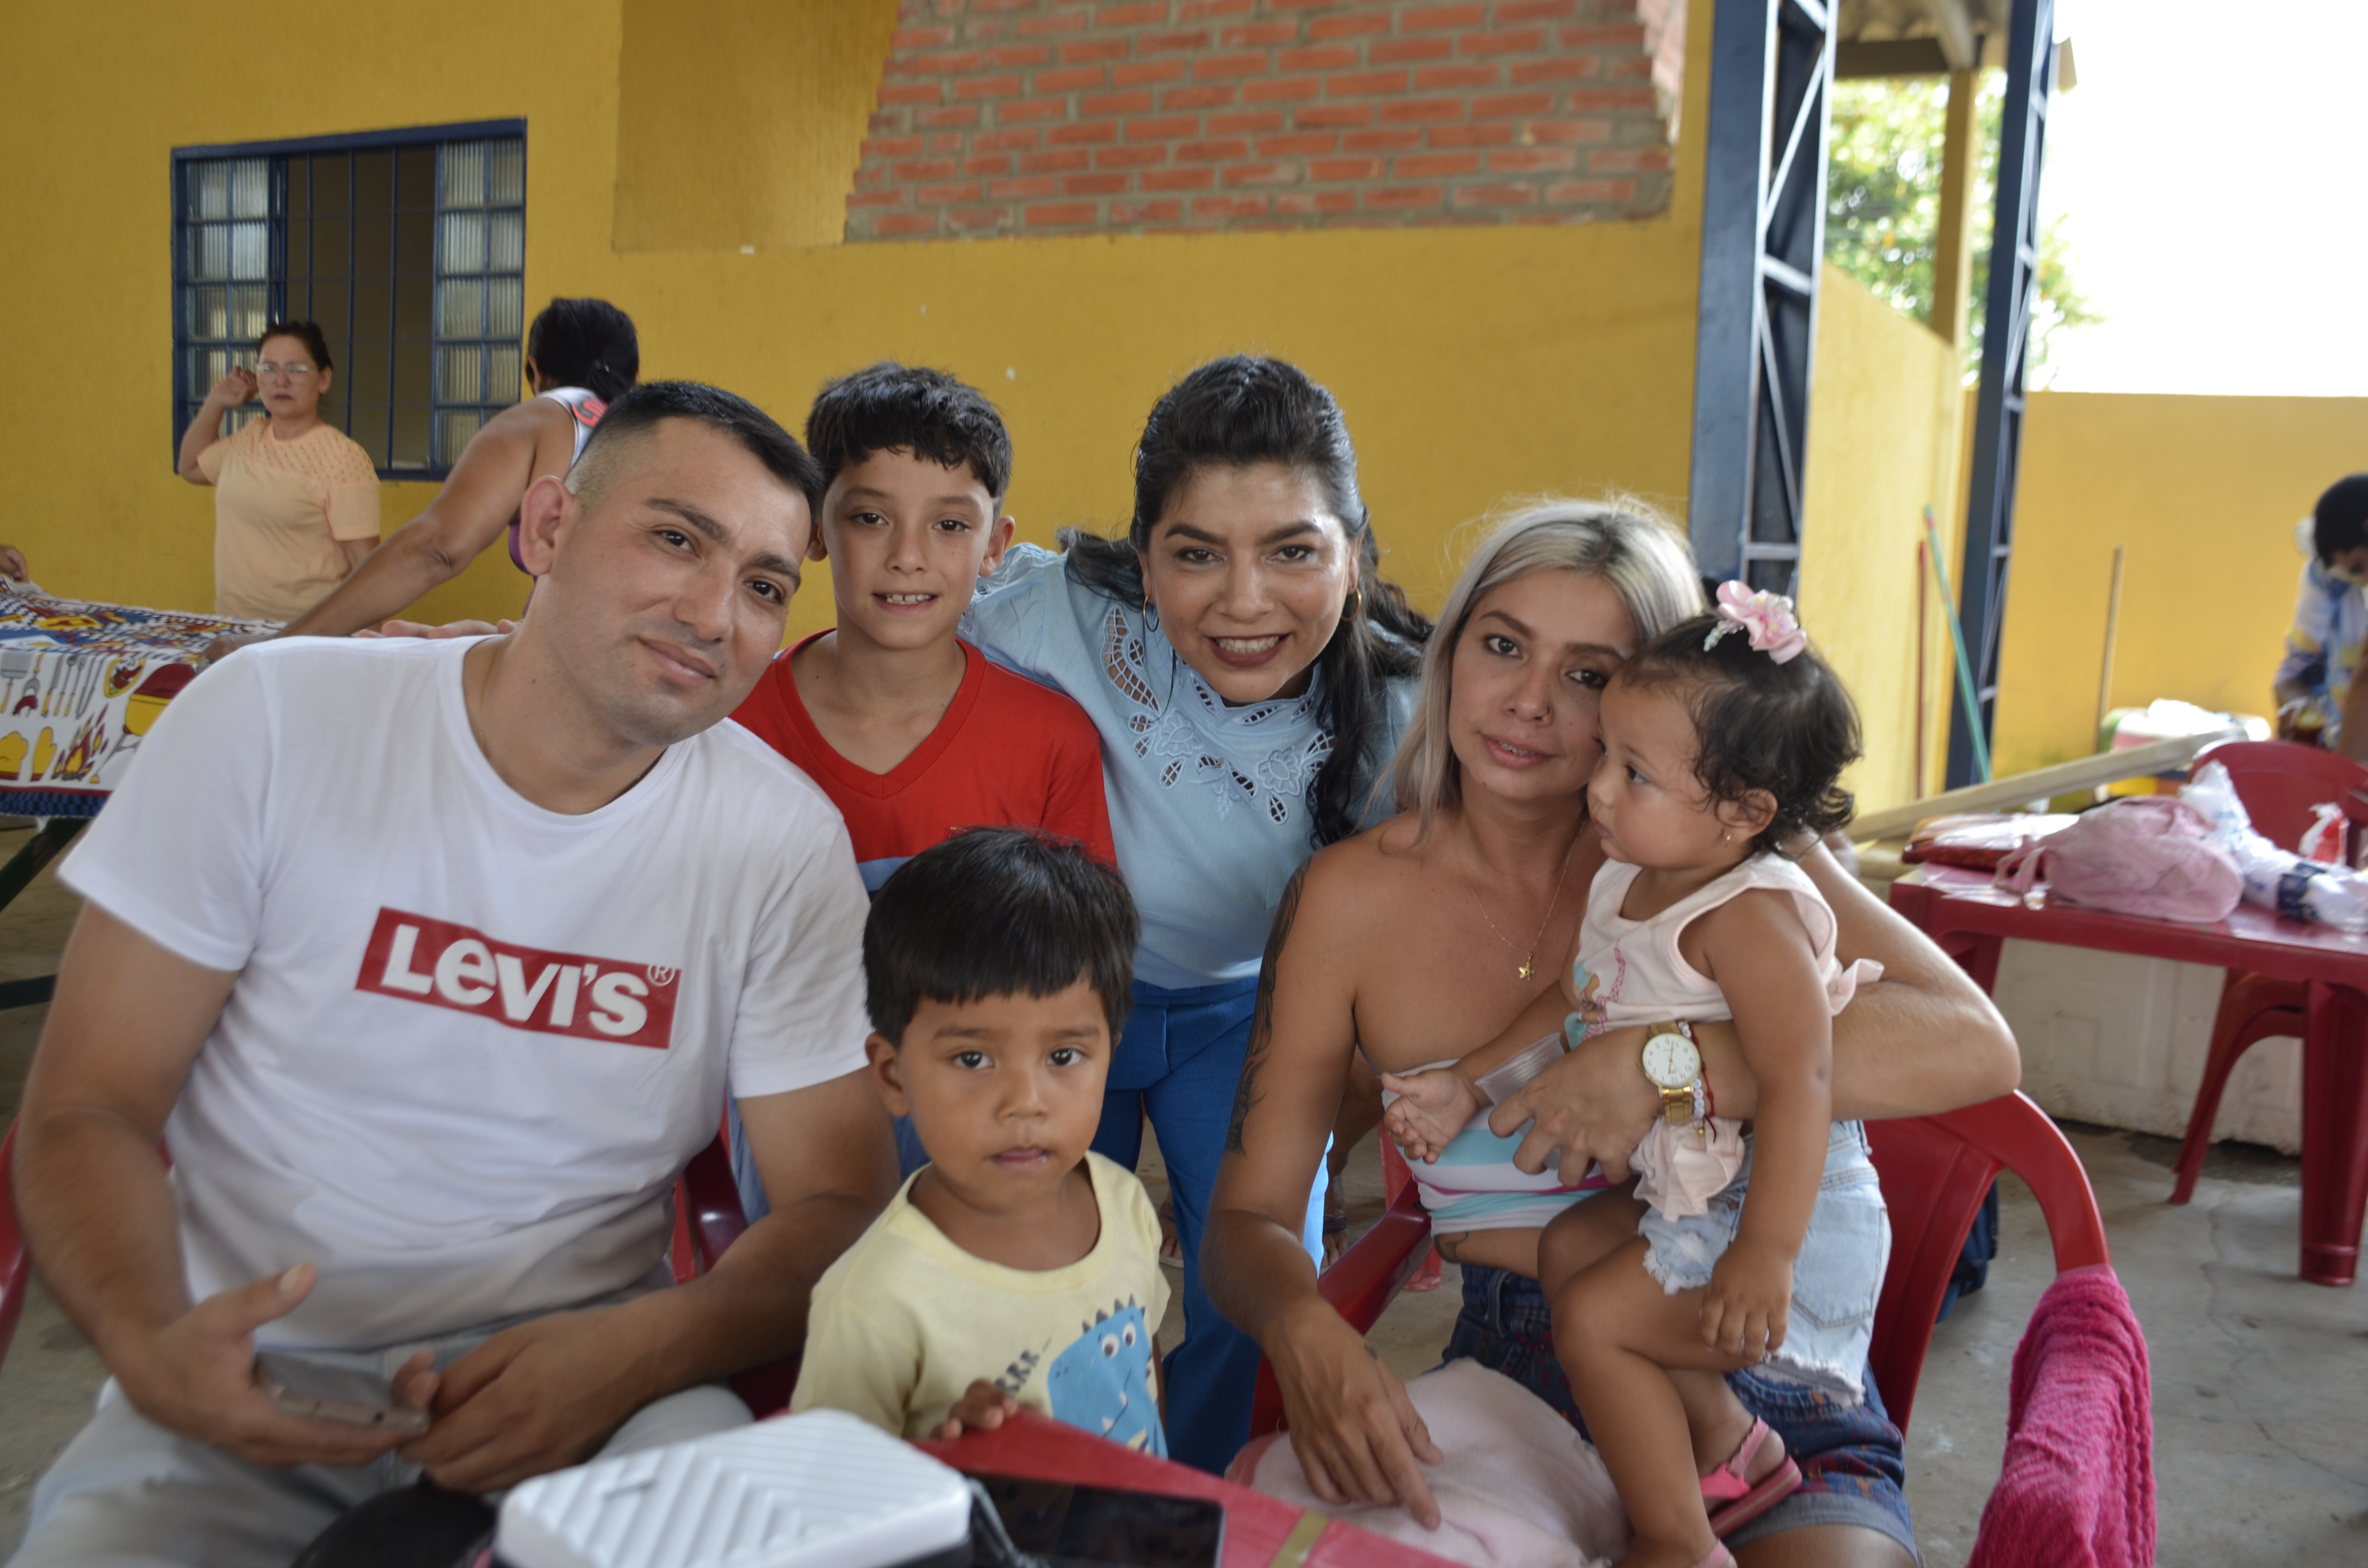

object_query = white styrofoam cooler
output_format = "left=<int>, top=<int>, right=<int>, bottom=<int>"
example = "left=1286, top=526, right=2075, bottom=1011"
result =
left=1989, top=939, right=2300, bottom=1155
left=496, top=1410, right=974, bottom=1568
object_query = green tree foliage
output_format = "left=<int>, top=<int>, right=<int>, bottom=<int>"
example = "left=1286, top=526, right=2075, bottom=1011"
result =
left=1824, top=74, right=2099, bottom=382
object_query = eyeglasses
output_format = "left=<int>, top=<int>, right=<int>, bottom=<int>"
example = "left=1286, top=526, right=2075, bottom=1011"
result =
left=254, top=361, right=317, bottom=381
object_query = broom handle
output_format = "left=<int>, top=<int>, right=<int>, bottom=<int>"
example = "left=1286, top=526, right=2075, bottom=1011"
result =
left=1924, top=507, right=1992, bottom=784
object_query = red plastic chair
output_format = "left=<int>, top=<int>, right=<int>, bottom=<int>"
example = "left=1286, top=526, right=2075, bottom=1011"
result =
left=1248, top=1092, right=2110, bottom=1441
left=1863, top=1093, right=2110, bottom=1434
left=1248, top=1177, right=1435, bottom=1437
left=2170, top=740, right=2368, bottom=1205
left=668, top=1130, right=800, bottom=1417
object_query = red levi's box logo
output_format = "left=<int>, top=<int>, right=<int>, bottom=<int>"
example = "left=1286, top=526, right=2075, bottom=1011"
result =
left=355, top=909, right=678, bottom=1049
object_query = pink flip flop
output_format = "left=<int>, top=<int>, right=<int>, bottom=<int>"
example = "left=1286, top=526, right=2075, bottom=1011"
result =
left=1700, top=1416, right=1802, bottom=1537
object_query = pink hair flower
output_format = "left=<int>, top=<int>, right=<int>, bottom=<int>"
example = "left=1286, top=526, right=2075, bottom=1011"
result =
left=1705, top=580, right=1809, bottom=663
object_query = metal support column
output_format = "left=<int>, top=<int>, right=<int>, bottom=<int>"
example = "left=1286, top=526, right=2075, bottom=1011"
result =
left=1947, top=0, right=2058, bottom=787
left=1688, top=0, right=1838, bottom=595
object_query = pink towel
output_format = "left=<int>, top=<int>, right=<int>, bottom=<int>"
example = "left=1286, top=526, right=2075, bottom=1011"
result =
left=1968, top=1264, right=2156, bottom=1568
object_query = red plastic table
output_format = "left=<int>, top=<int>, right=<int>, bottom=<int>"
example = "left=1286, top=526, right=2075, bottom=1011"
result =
left=1889, top=863, right=2368, bottom=1286
left=918, top=1409, right=1465, bottom=1568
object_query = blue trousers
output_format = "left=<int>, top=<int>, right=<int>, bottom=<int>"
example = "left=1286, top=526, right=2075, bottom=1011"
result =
left=1094, top=976, right=1327, bottom=1474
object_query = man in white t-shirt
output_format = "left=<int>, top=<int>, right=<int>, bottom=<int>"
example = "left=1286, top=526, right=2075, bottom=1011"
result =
left=10, top=381, right=899, bottom=1566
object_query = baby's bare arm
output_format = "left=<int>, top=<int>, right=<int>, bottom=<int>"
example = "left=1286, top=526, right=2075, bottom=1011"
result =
left=1381, top=981, right=1570, bottom=1160
left=1690, top=891, right=1833, bottom=1359
left=1454, top=980, right=1571, bottom=1089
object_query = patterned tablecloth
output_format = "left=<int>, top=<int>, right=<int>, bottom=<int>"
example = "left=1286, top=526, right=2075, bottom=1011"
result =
left=0, top=586, right=277, bottom=817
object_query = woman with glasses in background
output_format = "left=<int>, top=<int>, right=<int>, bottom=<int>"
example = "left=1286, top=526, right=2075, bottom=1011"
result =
left=177, top=319, right=381, bottom=623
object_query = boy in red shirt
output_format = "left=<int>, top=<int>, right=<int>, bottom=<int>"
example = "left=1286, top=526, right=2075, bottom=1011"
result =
left=731, top=362, right=1114, bottom=1197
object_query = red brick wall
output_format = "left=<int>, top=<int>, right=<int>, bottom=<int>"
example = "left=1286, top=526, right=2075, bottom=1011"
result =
left=847, top=0, right=1685, bottom=240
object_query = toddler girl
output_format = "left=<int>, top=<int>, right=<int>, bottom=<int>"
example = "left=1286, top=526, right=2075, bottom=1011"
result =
left=1386, top=584, right=1888, bottom=1568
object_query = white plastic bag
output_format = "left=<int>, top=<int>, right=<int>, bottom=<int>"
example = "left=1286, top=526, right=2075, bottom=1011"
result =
left=2182, top=762, right=2368, bottom=933
left=2300, top=802, right=2346, bottom=866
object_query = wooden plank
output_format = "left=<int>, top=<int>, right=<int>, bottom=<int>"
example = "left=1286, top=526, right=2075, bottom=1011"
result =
left=1851, top=729, right=2239, bottom=842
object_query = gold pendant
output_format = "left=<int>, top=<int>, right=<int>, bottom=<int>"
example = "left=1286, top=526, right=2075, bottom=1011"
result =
left=1517, top=961, right=1534, bottom=980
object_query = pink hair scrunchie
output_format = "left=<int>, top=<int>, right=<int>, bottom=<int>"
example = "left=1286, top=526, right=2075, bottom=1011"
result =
left=1704, top=580, right=1809, bottom=663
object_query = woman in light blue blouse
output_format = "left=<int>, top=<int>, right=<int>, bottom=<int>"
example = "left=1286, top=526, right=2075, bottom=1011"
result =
left=961, top=356, right=1429, bottom=1470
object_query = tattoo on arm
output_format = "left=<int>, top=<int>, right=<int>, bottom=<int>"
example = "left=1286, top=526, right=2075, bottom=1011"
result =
left=1226, top=863, right=1308, bottom=1155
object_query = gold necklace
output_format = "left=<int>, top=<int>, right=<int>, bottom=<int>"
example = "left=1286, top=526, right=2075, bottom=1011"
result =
left=1466, top=834, right=1580, bottom=980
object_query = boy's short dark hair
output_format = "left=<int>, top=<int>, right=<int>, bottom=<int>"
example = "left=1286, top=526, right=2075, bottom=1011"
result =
left=805, top=362, right=1014, bottom=501
left=864, top=828, right=1136, bottom=1046
left=572, top=380, right=825, bottom=518
left=2314, top=474, right=2368, bottom=564
left=1614, top=613, right=1863, bottom=856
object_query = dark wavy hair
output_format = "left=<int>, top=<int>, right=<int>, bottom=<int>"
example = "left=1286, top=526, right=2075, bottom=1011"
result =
left=1061, top=355, right=1430, bottom=846
left=527, top=298, right=639, bottom=403
left=805, top=361, right=1013, bottom=499
left=1613, top=612, right=1862, bottom=855
left=865, top=827, right=1139, bottom=1045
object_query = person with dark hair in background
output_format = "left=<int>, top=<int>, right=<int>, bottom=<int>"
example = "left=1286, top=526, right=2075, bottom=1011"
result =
left=176, top=320, right=382, bottom=622
left=12, top=381, right=897, bottom=1564
left=206, top=298, right=640, bottom=657
left=957, top=354, right=1431, bottom=1470
left=2274, top=473, right=2368, bottom=752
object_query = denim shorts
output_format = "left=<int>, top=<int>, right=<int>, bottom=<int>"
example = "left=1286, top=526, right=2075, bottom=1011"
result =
left=1638, top=1120, right=1891, bottom=1402
left=1443, top=1262, right=1919, bottom=1560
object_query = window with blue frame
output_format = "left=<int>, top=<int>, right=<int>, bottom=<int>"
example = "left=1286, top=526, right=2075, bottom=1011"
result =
left=173, top=123, right=525, bottom=478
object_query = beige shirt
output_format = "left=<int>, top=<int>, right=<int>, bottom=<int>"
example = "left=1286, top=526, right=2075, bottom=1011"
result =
left=790, top=1152, right=1171, bottom=1454
left=197, top=419, right=381, bottom=622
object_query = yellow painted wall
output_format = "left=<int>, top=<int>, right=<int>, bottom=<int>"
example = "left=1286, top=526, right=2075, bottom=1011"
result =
left=1990, top=391, right=2368, bottom=776
left=0, top=0, right=1720, bottom=650
left=612, top=0, right=900, bottom=253
left=1800, top=263, right=1967, bottom=813
left=8, top=1, right=2049, bottom=819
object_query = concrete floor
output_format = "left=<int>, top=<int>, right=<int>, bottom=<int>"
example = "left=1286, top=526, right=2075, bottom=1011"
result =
left=4, top=821, right=2367, bottom=1562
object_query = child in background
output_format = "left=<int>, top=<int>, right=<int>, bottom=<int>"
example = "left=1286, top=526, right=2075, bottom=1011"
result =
left=1385, top=586, right=1888, bottom=1568
left=791, top=828, right=1169, bottom=1454
left=731, top=363, right=1114, bottom=1204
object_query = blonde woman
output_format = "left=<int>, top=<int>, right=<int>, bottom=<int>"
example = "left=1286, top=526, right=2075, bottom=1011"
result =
left=1204, top=500, right=2018, bottom=1566
left=177, top=320, right=379, bottom=623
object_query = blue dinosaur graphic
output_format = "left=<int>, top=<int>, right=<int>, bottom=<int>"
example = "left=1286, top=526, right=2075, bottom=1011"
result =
left=1044, top=1299, right=1164, bottom=1456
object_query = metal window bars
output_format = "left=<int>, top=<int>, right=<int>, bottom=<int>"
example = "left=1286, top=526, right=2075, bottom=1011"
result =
left=175, top=157, right=281, bottom=442
left=432, top=137, right=528, bottom=468
left=170, top=130, right=524, bottom=479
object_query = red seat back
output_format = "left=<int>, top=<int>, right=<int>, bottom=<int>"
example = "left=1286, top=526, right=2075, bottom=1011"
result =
left=671, top=1130, right=799, bottom=1417
left=1866, top=1092, right=2110, bottom=1434
left=2194, top=739, right=2368, bottom=857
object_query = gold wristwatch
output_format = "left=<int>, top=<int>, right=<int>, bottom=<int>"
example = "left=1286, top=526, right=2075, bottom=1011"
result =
left=1640, top=1020, right=1705, bottom=1127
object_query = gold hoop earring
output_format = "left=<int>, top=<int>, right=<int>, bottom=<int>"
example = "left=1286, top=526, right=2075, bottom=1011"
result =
left=1344, top=588, right=1361, bottom=621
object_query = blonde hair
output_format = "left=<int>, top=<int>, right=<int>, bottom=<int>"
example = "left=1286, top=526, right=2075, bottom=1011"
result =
left=1386, top=498, right=1705, bottom=838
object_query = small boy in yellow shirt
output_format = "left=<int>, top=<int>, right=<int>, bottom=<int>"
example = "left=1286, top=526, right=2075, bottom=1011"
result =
left=791, top=827, right=1170, bottom=1454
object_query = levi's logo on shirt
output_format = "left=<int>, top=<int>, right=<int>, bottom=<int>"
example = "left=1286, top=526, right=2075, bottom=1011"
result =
left=355, top=909, right=678, bottom=1049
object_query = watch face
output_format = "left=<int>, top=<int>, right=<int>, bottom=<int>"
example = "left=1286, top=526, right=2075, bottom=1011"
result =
left=1642, top=1030, right=1701, bottom=1089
